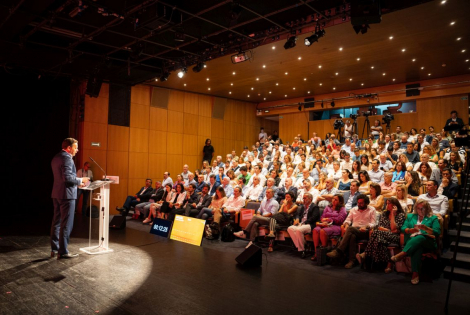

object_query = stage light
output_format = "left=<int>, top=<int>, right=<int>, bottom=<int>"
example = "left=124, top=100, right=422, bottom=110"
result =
left=304, top=29, right=325, bottom=47
left=192, top=62, right=206, bottom=73
left=331, top=100, right=335, bottom=107
left=284, top=36, right=297, bottom=49
left=160, top=72, right=170, bottom=82
left=177, top=67, right=187, bottom=78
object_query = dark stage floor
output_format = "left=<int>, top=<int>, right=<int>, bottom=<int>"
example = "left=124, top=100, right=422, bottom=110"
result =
left=1, top=215, right=469, bottom=315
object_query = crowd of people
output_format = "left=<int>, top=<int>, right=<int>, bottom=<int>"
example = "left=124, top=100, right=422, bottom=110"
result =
left=114, top=110, right=466, bottom=285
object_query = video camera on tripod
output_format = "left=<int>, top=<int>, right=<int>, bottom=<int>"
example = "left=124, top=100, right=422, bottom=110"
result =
left=333, top=119, right=345, bottom=130
left=382, top=113, right=394, bottom=126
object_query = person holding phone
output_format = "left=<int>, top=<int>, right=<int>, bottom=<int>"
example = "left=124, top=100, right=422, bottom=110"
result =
left=356, top=198, right=406, bottom=272
left=391, top=199, right=440, bottom=285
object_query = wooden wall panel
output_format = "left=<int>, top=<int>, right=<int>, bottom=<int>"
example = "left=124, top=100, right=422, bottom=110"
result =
left=211, top=137, right=224, bottom=156
left=80, top=149, right=107, bottom=181
left=198, top=95, right=212, bottom=117
left=224, top=121, right=233, bottom=140
left=279, top=112, right=308, bottom=144
left=131, top=85, right=150, bottom=106
left=167, top=132, right=183, bottom=155
left=224, top=139, right=235, bottom=157
left=233, top=101, right=245, bottom=124
left=211, top=118, right=224, bottom=136
left=129, top=128, right=149, bottom=153
left=148, top=153, right=167, bottom=180
left=98, top=83, right=109, bottom=97
left=149, top=107, right=168, bottom=131
left=108, top=125, right=129, bottom=152
left=183, top=134, right=198, bottom=155
left=198, top=116, right=211, bottom=137
left=148, top=130, right=167, bottom=154
left=83, top=122, right=108, bottom=151
left=183, top=93, right=199, bottom=115
left=167, top=110, right=184, bottom=133
left=224, top=100, right=234, bottom=121
left=85, top=95, right=108, bottom=124
left=234, top=124, right=245, bottom=141
left=184, top=155, right=198, bottom=172
left=107, top=151, right=128, bottom=179
left=166, top=154, right=183, bottom=179
left=109, top=179, right=127, bottom=215
left=168, top=90, right=185, bottom=112
left=183, top=113, right=198, bottom=135
left=130, top=103, right=150, bottom=129
left=128, top=178, right=147, bottom=195
left=129, top=152, right=148, bottom=179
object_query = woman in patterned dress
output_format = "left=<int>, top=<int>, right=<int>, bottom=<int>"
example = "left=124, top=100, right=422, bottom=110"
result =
left=356, top=197, right=406, bottom=273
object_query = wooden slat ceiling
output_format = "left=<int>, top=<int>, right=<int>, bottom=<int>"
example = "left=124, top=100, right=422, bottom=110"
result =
left=148, top=0, right=470, bottom=103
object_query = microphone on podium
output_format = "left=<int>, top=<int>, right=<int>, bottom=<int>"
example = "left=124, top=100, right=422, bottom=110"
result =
left=89, top=156, right=109, bottom=181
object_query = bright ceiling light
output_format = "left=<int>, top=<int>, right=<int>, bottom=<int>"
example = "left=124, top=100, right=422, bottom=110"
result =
left=177, top=67, right=187, bottom=78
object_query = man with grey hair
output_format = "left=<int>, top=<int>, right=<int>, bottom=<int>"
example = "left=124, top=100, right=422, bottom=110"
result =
left=378, top=153, right=394, bottom=172
left=287, top=193, right=320, bottom=258
left=296, top=179, right=319, bottom=204
left=221, top=176, right=234, bottom=198
left=316, top=178, right=338, bottom=209
left=245, top=176, right=263, bottom=201
left=184, top=172, right=197, bottom=189
left=258, top=177, right=278, bottom=201
left=413, top=153, right=437, bottom=171
left=234, top=188, right=279, bottom=245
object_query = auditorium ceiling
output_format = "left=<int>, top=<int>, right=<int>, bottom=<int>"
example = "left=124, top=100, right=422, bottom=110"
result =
left=1, top=0, right=469, bottom=103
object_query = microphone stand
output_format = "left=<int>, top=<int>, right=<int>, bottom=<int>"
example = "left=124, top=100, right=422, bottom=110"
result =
left=89, top=156, right=109, bottom=181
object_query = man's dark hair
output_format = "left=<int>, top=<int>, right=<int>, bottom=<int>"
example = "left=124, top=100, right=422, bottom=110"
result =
left=146, top=178, right=153, bottom=184
left=356, top=194, right=370, bottom=205
left=429, top=180, right=439, bottom=187
left=189, top=183, right=196, bottom=189
left=378, top=140, right=385, bottom=145
left=209, top=174, right=216, bottom=179
left=239, top=177, right=246, bottom=184
left=451, top=110, right=458, bottom=115
left=240, top=166, right=247, bottom=172
left=439, top=159, right=449, bottom=166
left=441, top=168, right=451, bottom=175
left=62, top=138, right=78, bottom=150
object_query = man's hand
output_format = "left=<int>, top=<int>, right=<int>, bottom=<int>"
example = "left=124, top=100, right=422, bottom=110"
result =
left=359, top=227, right=367, bottom=232
left=136, top=198, right=140, bottom=202
left=82, top=177, right=90, bottom=184
left=293, top=219, right=299, bottom=226
left=441, top=178, right=449, bottom=187
left=192, top=203, right=197, bottom=208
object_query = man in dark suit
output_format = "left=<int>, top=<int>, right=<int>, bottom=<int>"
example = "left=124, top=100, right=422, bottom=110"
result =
left=51, top=138, right=89, bottom=259
left=343, top=180, right=360, bottom=211
left=276, top=178, right=298, bottom=203
left=117, top=179, right=154, bottom=217
left=185, top=184, right=211, bottom=217
left=208, top=174, right=220, bottom=196
left=287, top=193, right=320, bottom=258
left=444, top=110, right=464, bottom=128
left=134, top=181, right=164, bottom=218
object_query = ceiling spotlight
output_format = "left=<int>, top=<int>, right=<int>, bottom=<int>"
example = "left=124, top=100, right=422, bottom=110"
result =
left=284, top=36, right=297, bottom=49
left=353, top=24, right=370, bottom=34
left=192, top=62, right=206, bottom=73
left=159, top=72, right=170, bottom=82
left=177, top=67, right=187, bottom=78
left=304, top=29, right=325, bottom=47
left=331, top=100, right=335, bottom=107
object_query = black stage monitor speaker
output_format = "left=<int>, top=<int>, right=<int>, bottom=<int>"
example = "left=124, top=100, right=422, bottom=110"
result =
left=406, top=83, right=420, bottom=97
left=235, top=243, right=262, bottom=267
left=110, top=215, right=126, bottom=229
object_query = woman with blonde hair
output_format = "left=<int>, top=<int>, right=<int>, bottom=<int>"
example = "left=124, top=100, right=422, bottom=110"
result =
left=423, top=145, right=438, bottom=163
left=396, top=184, right=413, bottom=212
left=392, top=199, right=440, bottom=285
left=314, top=171, right=328, bottom=191
left=399, top=154, right=413, bottom=171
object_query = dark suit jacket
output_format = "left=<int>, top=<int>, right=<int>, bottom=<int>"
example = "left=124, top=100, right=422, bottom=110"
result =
left=442, top=182, right=458, bottom=199
left=295, top=203, right=320, bottom=229
left=149, top=187, right=164, bottom=202
left=136, top=186, right=154, bottom=202
left=184, top=192, right=201, bottom=208
left=343, top=190, right=360, bottom=210
left=51, top=150, right=81, bottom=200
left=196, top=194, right=212, bottom=210
left=445, top=117, right=464, bottom=128
left=209, top=182, right=220, bottom=196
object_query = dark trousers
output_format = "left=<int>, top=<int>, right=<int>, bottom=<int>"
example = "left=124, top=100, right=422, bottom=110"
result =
left=76, top=189, right=90, bottom=215
left=168, top=207, right=185, bottom=221
left=337, top=226, right=370, bottom=261
left=184, top=204, right=200, bottom=217
left=51, top=198, right=76, bottom=255
left=122, top=196, right=141, bottom=215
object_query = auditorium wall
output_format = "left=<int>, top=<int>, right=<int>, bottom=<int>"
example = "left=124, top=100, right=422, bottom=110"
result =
left=279, top=94, right=468, bottom=142
left=79, top=84, right=278, bottom=213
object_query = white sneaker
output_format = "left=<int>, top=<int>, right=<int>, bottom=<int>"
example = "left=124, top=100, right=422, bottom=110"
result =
left=245, top=241, right=253, bottom=249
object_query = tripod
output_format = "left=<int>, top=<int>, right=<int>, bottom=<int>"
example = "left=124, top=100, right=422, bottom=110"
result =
left=361, top=116, right=371, bottom=139
left=352, top=119, right=358, bottom=137
left=336, top=127, right=343, bottom=143
left=385, top=123, right=391, bottom=135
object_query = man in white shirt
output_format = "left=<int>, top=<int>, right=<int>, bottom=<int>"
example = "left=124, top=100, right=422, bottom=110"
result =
left=328, top=161, right=342, bottom=182
left=76, top=162, right=93, bottom=215
left=316, top=179, right=338, bottom=209
left=162, top=171, right=173, bottom=188
left=341, top=137, right=352, bottom=154
left=181, top=164, right=190, bottom=184
left=295, top=169, right=314, bottom=189
left=279, top=167, right=296, bottom=188
left=259, top=127, right=268, bottom=144
left=295, top=179, right=320, bottom=204
left=340, top=153, right=353, bottom=172
left=413, top=153, right=437, bottom=171
left=247, top=165, right=266, bottom=187
left=220, top=177, right=234, bottom=198
left=245, top=177, right=263, bottom=201
left=327, top=194, right=376, bottom=268
left=418, top=180, right=449, bottom=220
left=214, top=187, right=246, bottom=223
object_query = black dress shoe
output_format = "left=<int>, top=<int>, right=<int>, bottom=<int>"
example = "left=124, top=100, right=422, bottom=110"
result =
left=116, top=207, right=125, bottom=212
left=51, top=251, right=57, bottom=258
left=301, top=251, right=307, bottom=259
left=57, top=253, right=79, bottom=259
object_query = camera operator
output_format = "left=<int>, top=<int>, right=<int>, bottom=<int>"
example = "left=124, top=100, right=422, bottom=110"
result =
left=371, top=120, right=382, bottom=139
left=344, top=120, right=354, bottom=138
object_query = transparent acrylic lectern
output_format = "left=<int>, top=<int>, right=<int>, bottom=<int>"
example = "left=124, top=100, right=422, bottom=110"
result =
left=79, top=179, right=114, bottom=255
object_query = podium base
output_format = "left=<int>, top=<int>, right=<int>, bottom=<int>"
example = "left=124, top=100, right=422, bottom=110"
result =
left=79, top=246, right=114, bottom=255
